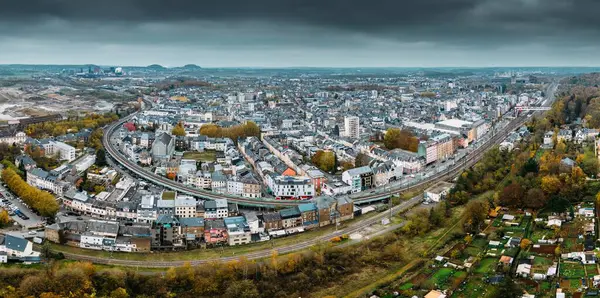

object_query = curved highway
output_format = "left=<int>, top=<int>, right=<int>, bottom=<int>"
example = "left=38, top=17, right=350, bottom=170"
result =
left=102, top=84, right=557, bottom=207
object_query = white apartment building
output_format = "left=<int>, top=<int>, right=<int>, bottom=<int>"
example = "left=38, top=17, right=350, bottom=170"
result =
left=344, top=116, right=360, bottom=139
left=266, top=174, right=315, bottom=200
left=186, top=171, right=212, bottom=189
left=0, top=131, right=27, bottom=145
left=227, top=179, right=244, bottom=196
left=204, top=199, right=228, bottom=219
left=74, top=154, right=96, bottom=172
left=136, top=195, right=158, bottom=223
left=174, top=196, right=197, bottom=218
left=44, top=141, right=76, bottom=161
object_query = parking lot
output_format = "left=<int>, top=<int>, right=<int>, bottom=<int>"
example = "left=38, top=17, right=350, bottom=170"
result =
left=0, top=184, right=45, bottom=228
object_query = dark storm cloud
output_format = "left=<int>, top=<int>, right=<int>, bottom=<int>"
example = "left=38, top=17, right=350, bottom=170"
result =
left=1, top=0, right=600, bottom=66
left=1, top=0, right=598, bottom=45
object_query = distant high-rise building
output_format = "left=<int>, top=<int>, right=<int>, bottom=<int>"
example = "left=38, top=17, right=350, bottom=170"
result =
left=344, top=116, right=360, bottom=139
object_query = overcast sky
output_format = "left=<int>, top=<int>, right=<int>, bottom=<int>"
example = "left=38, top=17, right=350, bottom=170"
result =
left=0, top=0, right=599, bottom=67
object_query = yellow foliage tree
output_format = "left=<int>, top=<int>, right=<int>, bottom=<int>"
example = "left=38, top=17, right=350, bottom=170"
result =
left=2, top=168, right=59, bottom=217
left=0, top=209, right=11, bottom=227
left=520, top=238, right=532, bottom=249
left=172, top=122, right=186, bottom=137
left=540, top=175, right=561, bottom=195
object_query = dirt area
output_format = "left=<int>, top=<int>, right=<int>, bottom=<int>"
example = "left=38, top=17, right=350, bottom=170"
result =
left=0, top=86, right=118, bottom=119
left=529, top=244, right=557, bottom=254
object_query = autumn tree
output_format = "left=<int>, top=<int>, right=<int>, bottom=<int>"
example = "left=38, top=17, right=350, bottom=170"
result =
left=578, top=150, right=599, bottom=177
left=463, top=200, right=489, bottom=234
left=0, top=209, right=11, bottom=227
left=311, top=150, right=336, bottom=173
left=199, top=121, right=260, bottom=142
left=525, top=188, right=547, bottom=209
left=172, top=122, right=186, bottom=137
left=520, top=238, right=532, bottom=249
left=499, top=182, right=525, bottom=208
left=355, top=152, right=372, bottom=167
left=541, top=175, right=561, bottom=195
left=2, top=168, right=59, bottom=217
left=243, top=121, right=260, bottom=137
left=383, top=128, right=419, bottom=152
left=539, top=151, right=562, bottom=175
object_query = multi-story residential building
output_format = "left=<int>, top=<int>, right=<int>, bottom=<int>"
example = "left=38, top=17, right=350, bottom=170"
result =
left=43, top=141, right=76, bottom=161
left=303, top=168, right=327, bottom=190
left=79, top=220, right=119, bottom=250
left=204, top=199, right=228, bottom=219
left=174, top=196, right=196, bottom=218
left=244, top=213, right=264, bottom=234
left=0, top=234, right=40, bottom=262
left=557, top=129, right=573, bottom=143
left=204, top=219, right=228, bottom=245
left=315, top=195, right=337, bottom=227
left=384, top=149, right=423, bottom=174
left=152, top=215, right=184, bottom=249
left=344, top=116, right=360, bottom=139
left=15, top=154, right=36, bottom=171
left=0, top=131, right=27, bottom=145
left=418, top=140, right=438, bottom=165
left=266, top=174, right=315, bottom=200
left=259, top=212, right=283, bottom=231
left=473, top=120, right=490, bottom=140
left=179, top=217, right=205, bottom=241
left=211, top=171, right=227, bottom=193
left=298, top=203, right=319, bottom=228
left=241, top=175, right=261, bottom=198
left=186, top=171, right=212, bottom=189
left=371, top=161, right=402, bottom=187
left=27, top=168, right=70, bottom=196
left=280, top=207, right=302, bottom=229
left=432, top=134, right=455, bottom=161
left=342, top=166, right=374, bottom=193
left=224, top=216, right=251, bottom=246
left=137, top=195, right=158, bottom=223
left=336, top=195, right=354, bottom=222
left=226, top=179, right=244, bottom=196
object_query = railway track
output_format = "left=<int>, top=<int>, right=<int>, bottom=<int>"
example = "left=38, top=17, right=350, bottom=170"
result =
left=102, top=112, right=530, bottom=207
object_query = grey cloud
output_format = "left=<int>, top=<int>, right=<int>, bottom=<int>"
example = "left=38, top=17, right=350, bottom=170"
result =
left=1, top=0, right=598, bottom=42
left=0, top=0, right=600, bottom=66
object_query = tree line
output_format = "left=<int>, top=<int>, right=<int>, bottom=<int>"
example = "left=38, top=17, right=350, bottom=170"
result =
left=383, top=128, right=419, bottom=152
left=199, top=122, right=260, bottom=142
left=24, top=113, right=118, bottom=139
left=2, top=168, right=59, bottom=217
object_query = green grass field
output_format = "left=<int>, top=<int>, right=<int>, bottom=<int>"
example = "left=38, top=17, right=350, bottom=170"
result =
left=161, top=191, right=176, bottom=200
left=182, top=151, right=217, bottom=162
left=474, top=257, right=497, bottom=274
left=560, top=262, right=586, bottom=279
left=533, top=256, right=554, bottom=266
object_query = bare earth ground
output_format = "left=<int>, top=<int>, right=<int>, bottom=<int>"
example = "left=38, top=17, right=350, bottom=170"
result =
left=0, top=86, right=116, bottom=119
